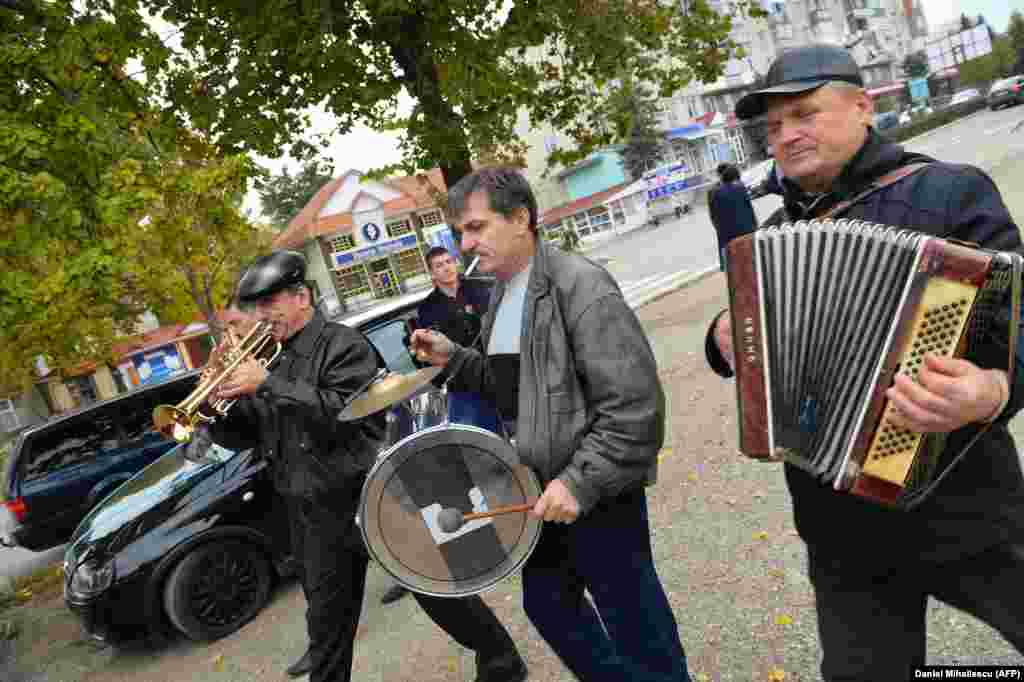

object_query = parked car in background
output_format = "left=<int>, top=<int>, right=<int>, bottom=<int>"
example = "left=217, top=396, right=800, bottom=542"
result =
left=947, top=88, right=982, bottom=108
left=988, top=75, right=1024, bottom=110
left=1, top=372, right=201, bottom=551
left=62, top=283, right=490, bottom=644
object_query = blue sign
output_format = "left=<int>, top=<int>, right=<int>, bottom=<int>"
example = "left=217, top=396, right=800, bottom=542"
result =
left=362, top=222, right=382, bottom=242
left=909, top=78, right=930, bottom=102
left=334, top=234, right=418, bottom=267
left=647, top=178, right=696, bottom=200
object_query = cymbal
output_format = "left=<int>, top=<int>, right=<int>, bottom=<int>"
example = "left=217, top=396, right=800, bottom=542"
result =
left=338, top=366, right=444, bottom=421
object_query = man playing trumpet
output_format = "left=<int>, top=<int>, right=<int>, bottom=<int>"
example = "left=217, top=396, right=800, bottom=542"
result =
left=204, top=250, right=526, bottom=682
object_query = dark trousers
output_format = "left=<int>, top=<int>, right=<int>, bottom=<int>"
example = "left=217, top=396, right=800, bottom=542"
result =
left=287, top=494, right=368, bottom=682
left=809, top=541, right=1024, bottom=681
left=288, top=495, right=521, bottom=682
left=521, top=489, right=690, bottom=681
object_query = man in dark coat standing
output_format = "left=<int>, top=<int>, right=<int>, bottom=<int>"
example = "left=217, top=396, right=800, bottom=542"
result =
left=708, top=162, right=758, bottom=270
left=705, top=43, right=1024, bottom=681
left=207, top=251, right=526, bottom=682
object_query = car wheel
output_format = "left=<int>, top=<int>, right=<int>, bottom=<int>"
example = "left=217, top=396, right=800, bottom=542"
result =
left=163, top=540, right=272, bottom=641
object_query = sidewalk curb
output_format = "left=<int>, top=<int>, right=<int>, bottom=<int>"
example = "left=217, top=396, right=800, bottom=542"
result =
left=628, top=265, right=720, bottom=310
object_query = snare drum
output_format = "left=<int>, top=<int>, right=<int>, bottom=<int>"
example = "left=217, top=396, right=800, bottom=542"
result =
left=359, top=420, right=542, bottom=597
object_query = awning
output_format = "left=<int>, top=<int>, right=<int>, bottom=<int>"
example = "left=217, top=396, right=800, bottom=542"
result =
left=867, top=81, right=906, bottom=97
left=665, top=124, right=708, bottom=141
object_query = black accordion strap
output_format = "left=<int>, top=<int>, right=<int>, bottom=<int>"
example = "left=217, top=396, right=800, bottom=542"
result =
left=902, top=254, right=1024, bottom=509
left=820, top=163, right=932, bottom=220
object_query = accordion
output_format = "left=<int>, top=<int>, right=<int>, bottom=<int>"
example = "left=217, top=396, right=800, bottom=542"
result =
left=726, top=219, right=1022, bottom=508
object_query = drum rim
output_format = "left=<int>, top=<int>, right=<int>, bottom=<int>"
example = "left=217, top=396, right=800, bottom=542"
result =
left=359, top=424, right=542, bottom=597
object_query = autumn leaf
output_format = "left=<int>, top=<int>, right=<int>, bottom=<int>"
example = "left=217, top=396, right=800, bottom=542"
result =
left=753, top=531, right=770, bottom=541
left=774, top=614, right=793, bottom=626
left=687, top=472, right=698, bottom=482
left=212, top=654, right=224, bottom=671
left=768, top=669, right=787, bottom=681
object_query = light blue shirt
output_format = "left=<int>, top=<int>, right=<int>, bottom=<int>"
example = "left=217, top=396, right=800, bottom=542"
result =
left=487, top=262, right=532, bottom=355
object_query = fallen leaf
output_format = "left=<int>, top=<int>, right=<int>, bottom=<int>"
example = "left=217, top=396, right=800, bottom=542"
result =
left=448, top=656, right=458, bottom=672
left=774, top=614, right=793, bottom=626
left=696, top=673, right=711, bottom=682
left=753, top=531, right=769, bottom=541
left=768, top=669, right=786, bottom=681
left=211, top=654, right=224, bottom=672
left=687, top=472, right=698, bottom=481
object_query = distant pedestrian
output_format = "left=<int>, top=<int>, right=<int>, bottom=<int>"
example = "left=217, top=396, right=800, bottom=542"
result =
left=709, top=163, right=758, bottom=271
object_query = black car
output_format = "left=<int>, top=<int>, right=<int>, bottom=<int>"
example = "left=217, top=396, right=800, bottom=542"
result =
left=62, top=284, right=489, bottom=644
left=2, top=371, right=201, bottom=551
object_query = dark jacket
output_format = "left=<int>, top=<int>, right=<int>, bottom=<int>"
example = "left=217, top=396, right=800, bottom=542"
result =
left=208, top=312, right=386, bottom=500
left=416, top=276, right=491, bottom=348
left=706, top=129, right=1024, bottom=566
left=446, top=241, right=665, bottom=515
left=709, top=180, right=758, bottom=247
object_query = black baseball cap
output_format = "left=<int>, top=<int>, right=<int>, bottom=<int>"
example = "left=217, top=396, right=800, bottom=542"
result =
left=236, top=250, right=307, bottom=303
left=735, top=43, right=864, bottom=120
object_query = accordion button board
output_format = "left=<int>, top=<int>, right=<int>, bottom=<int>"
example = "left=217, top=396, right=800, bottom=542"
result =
left=861, top=280, right=976, bottom=484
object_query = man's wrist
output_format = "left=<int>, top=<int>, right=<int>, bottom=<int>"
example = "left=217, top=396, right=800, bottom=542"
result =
left=982, top=370, right=1010, bottom=423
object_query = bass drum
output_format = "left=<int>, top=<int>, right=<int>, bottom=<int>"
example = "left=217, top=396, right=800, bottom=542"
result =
left=359, top=422, right=542, bottom=597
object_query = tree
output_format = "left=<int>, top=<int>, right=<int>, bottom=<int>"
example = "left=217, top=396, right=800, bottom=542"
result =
left=0, top=0, right=175, bottom=391
left=902, top=52, right=929, bottom=80
left=256, top=159, right=335, bottom=230
left=960, top=13, right=973, bottom=31
left=110, top=134, right=273, bottom=337
left=124, top=0, right=741, bottom=194
left=959, top=36, right=1017, bottom=87
left=609, top=75, right=664, bottom=181
left=1008, top=10, right=1024, bottom=72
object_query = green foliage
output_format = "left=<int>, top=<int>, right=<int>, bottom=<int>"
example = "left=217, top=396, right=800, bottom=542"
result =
left=123, top=0, right=742, bottom=190
left=609, top=73, right=664, bottom=181
left=958, top=36, right=1017, bottom=87
left=0, top=1, right=267, bottom=391
left=1008, top=11, right=1024, bottom=60
left=255, top=159, right=335, bottom=230
left=882, top=97, right=989, bottom=145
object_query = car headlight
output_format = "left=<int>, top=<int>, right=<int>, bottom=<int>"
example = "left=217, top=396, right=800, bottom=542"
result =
left=69, top=558, right=115, bottom=598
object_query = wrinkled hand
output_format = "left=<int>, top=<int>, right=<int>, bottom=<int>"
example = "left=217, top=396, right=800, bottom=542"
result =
left=886, top=354, right=1007, bottom=433
left=215, top=358, right=268, bottom=400
left=532, top=479, right=580, bottom=524
left=409, top=329, right=454, bottom=367
left=714, top=312, right=734, bottom=370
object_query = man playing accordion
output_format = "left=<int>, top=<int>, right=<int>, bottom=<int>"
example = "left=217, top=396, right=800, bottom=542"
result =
left=705, top=44, right=1024, bottom=680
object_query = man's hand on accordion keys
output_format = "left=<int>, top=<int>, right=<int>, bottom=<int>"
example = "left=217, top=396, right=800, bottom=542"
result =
left=885, top=354, right=1010, bottom=433
left=714, top=313, right=734, bottom=370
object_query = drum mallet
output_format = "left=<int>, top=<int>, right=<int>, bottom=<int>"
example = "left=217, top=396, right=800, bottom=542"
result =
left=437, top=503, right=535, bottom=533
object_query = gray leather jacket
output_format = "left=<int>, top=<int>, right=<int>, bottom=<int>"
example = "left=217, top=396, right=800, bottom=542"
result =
left=447, top=240, right=664, bottom=514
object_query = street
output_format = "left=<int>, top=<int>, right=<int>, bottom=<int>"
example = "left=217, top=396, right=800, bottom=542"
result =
left=5, top=106, right=1024, bottom=681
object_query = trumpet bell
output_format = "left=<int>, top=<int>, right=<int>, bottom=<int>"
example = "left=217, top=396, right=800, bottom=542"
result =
left=153, top=405, right=196, bottom=443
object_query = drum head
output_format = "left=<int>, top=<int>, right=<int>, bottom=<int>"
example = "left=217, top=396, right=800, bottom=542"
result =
left=359, top=424, right=542, bottom=597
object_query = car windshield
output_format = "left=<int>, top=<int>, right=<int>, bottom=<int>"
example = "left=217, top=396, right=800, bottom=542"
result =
left=72, top=442, right=237, bottom=544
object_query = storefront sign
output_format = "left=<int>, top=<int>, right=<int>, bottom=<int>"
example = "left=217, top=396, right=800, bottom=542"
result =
left=333, top=234, right=418, bottom=267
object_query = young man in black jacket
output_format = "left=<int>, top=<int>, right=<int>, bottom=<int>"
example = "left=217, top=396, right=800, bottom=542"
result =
left=209, top=251, right=526, bottom=682
left=705, top=44, right=1024, bottom=680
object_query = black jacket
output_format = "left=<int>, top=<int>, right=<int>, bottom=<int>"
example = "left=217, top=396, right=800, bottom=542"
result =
left=208, top=312, right=386, bottom=500
left=706, top=129, right=1024, bottom=566
left=709, top=180, right=758, bottom=247
left=416, top=276, right=492, bottom=347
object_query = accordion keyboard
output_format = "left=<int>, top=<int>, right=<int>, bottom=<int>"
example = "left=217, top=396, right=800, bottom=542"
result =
left=862, top=277, right=978, bottom=484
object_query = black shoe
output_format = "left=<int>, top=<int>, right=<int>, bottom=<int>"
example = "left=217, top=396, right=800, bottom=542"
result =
left=286, top=649, right=314, bottom=678
left=476, top=652, right=528, bottom=682
left=380, top=583, right=410, bottom=604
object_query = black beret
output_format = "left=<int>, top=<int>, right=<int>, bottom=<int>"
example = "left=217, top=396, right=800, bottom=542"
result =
left=236, top=251, right=307, bottom=303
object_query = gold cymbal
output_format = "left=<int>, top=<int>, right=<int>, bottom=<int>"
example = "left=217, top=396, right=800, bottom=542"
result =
left=338, top=366, right=444, bottom=421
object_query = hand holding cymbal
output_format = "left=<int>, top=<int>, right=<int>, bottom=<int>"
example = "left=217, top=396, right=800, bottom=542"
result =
left=338, top=366, right=443, bottom=421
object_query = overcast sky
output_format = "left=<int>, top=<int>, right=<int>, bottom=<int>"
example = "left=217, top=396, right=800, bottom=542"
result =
left=244, top=0, right=1024, bottom=217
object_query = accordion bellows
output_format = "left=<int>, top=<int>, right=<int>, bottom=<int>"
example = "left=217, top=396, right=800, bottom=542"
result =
left=726, top=219, right=1022, bottom=507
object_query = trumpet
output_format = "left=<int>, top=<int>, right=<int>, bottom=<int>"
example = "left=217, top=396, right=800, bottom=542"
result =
left=153, top=320, right=281, bottom=443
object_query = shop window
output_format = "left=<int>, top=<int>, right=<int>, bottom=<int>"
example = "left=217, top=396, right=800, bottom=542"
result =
left=396, top=246, right=427, bottom=279
left=587, top=207, right=612, bottom=233
left=334, top=265, right=372, bottom=299
left=386, top=219, right=413, bottom=238
left=328, top=234, right=355, bottom=253
left=418, top=210, right=444, bottom=228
